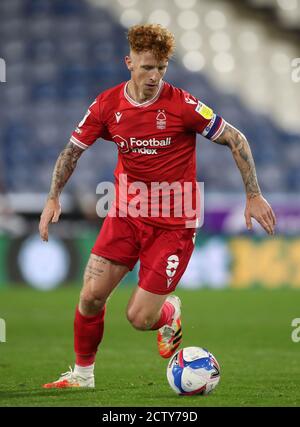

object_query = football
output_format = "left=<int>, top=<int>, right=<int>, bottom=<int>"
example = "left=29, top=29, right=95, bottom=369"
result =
left=166, top=346, right=221, bottom=395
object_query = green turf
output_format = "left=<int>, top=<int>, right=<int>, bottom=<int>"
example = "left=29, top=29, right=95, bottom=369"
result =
left=0, top=286, right=299, bottom=407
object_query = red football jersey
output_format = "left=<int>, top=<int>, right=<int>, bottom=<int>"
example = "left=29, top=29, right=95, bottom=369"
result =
left=70, top=81, right=225, bottom=229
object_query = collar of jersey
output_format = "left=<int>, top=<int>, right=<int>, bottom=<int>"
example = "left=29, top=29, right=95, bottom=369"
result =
left=124, top=80, right=164, bottom=107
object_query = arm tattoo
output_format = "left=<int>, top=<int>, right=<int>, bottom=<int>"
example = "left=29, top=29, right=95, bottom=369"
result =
left=48, top=142, right=84, bottom=200
left=213, top=123, right=261, bottom=199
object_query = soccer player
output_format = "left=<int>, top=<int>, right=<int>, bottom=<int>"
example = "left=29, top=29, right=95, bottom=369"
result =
left=39, top=24, right=276, bottom=388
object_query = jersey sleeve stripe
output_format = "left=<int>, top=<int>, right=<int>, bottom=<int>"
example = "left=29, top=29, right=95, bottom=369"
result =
left=207, top=117, right=226, bottom=141
left=70, top=136, right=88, bottom=150
left=201, top=114, right=217, bottom=137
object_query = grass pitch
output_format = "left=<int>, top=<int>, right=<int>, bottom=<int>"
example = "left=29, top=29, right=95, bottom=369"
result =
left=0, top=286, right=299, bottom=407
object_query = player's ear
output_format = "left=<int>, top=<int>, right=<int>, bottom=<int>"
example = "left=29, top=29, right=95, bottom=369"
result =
left=125, top=55, right=133, bottom=72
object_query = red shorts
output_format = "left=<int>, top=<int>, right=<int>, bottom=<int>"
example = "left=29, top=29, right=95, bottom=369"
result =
left=91, top=216, right=195, bottom=295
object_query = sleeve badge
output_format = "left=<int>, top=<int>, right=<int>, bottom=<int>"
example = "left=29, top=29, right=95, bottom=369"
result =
left=195, top=101, right=214, bottom=120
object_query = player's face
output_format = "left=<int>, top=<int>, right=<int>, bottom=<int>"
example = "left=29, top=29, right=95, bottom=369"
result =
left=126, top=51, right=168, bottom=98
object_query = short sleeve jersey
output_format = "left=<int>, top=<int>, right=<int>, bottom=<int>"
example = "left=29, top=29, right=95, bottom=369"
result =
left=70, top=81, right=226, bottom=229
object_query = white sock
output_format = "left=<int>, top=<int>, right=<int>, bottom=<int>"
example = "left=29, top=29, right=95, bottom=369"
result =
left=74, top=363, right=95, bottom=378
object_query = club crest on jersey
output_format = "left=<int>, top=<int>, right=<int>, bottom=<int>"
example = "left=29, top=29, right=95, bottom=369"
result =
left=195, top=101, right=214, bottom=120
left=156, top=109, right=166, bottom=130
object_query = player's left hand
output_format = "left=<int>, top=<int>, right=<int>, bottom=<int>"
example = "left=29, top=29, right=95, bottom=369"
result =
left=244, top=194, right=276, bottom=235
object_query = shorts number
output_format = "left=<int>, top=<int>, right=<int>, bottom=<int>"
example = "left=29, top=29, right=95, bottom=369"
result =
left=166, top=255, right=179, bottom=278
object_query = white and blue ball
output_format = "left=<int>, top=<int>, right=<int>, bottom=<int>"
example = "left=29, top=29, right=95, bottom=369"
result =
left=167, top=346, right=220, bottom=395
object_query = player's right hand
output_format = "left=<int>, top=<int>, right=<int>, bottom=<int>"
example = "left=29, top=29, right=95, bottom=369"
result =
left=39, top=198, right=61, bottom=242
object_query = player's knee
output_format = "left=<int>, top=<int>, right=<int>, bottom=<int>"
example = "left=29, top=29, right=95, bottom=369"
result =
left=79, top=289, right=106, bottom=314
left=126, top=308, right=154, bottom=331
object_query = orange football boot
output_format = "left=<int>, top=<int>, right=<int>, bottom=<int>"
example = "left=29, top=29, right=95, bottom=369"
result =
left=157, top=295, right=182, bottom=359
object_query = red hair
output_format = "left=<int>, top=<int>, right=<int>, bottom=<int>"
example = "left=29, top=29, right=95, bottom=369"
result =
left=127, top=24, right=175, bottom=61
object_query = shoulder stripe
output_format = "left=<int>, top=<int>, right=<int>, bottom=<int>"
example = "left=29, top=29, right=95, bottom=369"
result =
left=70, top=136, right=88, bottom=150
